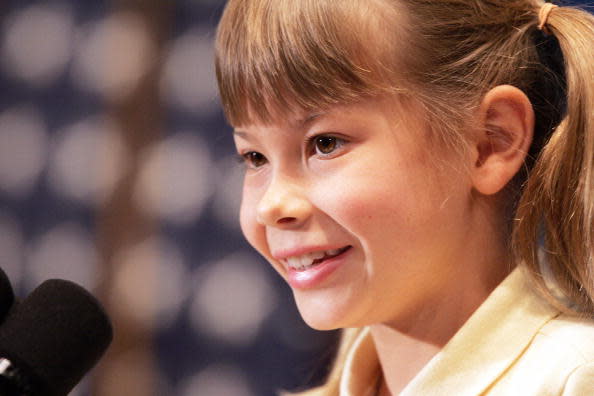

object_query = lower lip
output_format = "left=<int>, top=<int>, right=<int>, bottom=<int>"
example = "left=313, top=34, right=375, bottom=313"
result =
left=286, top=247, right=352, bottom=289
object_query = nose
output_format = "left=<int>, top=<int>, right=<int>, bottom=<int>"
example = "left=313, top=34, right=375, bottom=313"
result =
left=256, top=176, right=312, bottom=227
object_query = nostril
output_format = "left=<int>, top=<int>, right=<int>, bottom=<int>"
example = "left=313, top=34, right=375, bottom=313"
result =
left=277, top=217, right=297, bottom=224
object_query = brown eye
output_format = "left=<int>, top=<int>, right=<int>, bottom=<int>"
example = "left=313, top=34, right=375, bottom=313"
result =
left=314, top=136, right=338, bottom=154
left=243, top=151, right=267, bottom=168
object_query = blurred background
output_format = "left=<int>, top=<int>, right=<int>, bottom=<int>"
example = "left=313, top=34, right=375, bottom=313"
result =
left=0, top=1, right=338, bottom=395
left=0, top=1, right=590, bottom=395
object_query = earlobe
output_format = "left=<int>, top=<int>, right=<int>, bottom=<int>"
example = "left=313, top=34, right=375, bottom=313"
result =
left=471, top=85, right=535, bottom=195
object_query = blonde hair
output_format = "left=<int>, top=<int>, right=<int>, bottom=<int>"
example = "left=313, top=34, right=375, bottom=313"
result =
left=215, top=0, right=594, bottom=394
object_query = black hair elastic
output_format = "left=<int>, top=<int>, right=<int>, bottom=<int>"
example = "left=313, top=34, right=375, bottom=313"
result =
left=526, top=28, right=567, bottom=161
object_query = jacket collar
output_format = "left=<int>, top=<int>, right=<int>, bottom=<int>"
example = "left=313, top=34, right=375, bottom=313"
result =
left=340, top=267, right=561, bottom=395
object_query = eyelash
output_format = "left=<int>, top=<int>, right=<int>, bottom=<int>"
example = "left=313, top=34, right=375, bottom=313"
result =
left=306, top=134, right=346, bottom=157
left=236, top=151, right=267, bottom=169
left=237, top=134, right=347, bottom=169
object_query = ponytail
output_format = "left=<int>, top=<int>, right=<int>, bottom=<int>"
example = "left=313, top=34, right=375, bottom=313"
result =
left=514, top=6, right=594, bottom=313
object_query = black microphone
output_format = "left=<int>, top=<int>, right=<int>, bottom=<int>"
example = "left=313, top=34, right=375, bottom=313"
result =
left=0, top=279, right=113, bottom=396
left=0, top=267, right=15, bottom=324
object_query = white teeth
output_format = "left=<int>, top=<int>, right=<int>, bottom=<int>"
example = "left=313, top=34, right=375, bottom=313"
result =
left=284, top=248, right=345, bottom=271
left=308, top=251, right=326, bottom=260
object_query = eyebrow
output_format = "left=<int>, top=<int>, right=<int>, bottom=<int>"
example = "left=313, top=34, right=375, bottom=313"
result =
left=233, top=130, right=249, bottom=138
left=296, top=112, right=325, bottom=127
left=232, top=111, right=326, bottom=139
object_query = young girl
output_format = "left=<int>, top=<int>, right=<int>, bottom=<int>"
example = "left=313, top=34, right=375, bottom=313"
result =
left=215, top=0, right=594, bottom=394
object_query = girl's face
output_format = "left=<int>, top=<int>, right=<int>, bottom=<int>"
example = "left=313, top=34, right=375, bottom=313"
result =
left=234, top=97, right=477, bottom=330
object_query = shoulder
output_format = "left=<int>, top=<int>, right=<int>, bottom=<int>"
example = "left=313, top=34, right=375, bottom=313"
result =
left=518, top=313, right=594, bottom=394
left=536, top=313, right=594, bottom=362
left=487, top=312, right=594, bottom=394
left=562, top=362, right=594, bottom=395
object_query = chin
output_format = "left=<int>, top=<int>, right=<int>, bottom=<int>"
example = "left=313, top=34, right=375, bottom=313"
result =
left=293, top=291, right=360, bottom=331
left=302, top=316, right=342, bottom=331
left=301, top=315, right=343, bottom=331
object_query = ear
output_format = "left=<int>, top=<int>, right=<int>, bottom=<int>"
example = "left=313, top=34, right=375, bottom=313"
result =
left=471, top=85, right=535, bottom=195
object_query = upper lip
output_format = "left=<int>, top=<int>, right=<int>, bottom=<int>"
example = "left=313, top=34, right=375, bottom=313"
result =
left=271, top=245, right=350, bottom=260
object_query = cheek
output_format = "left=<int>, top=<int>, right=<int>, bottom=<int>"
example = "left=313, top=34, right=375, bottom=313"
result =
left=239, top=185, right=287, bottom=279
left=239, top=202, right=253, bottom=244
left=239, top=185, right=267, bottom=255
left=310, top=161, right=454, bottom=255
left=325, top=184, right=415, bottom=244
left=310, top=161, right=417, bottom=226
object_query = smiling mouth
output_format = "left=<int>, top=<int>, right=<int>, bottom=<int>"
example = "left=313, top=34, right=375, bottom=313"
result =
left=284, top=246, right=352, bottom=271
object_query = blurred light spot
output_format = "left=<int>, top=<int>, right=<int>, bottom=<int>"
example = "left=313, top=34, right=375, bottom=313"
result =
left=134, top=132, right=213, bottom=225
left=72, top=12, right=155, bottom=101
left=26, top=223, right=98, bottom=291
left=48, top=116, right=127, bottom=206
left=161, top=28, right=218, bottom=115
left=212, top=156, right=244, bottom=230
left=190, top=252, right=276, bottom=345
left=96, top=349, right=162, bottom=396
left=1, top=4, right=73, bottom=86
left=180, top=364, right=254, bottom=396
left=111, top=237, right=189, bottom=329
left=0, top=106, right=48, bottom=197
left=0, top=213, right=25, bottom=289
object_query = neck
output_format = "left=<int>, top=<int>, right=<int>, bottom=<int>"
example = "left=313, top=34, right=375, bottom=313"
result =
left=371, top=325, right=440, bottom=395
left=370, top=214, right=512, bottom=395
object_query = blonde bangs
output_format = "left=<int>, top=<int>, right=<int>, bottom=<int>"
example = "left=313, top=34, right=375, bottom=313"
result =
left=215, top=0, right=406, bottom=126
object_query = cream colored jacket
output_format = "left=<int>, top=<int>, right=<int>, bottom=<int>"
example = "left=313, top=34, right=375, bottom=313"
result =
left=340, top=268, right=594, bottom=395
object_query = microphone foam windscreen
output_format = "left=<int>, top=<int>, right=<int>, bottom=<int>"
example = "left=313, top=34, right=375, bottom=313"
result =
left=0, top=267, right=14, bottom=322
left=0, top=279, right=113, bottom=396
